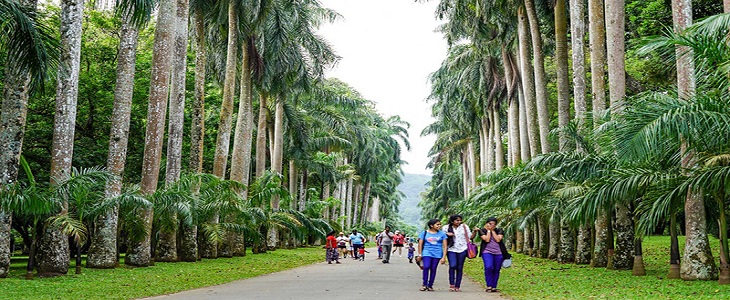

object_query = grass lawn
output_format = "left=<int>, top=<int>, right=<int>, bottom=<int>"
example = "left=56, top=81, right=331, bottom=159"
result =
left=1, top=247, right=323, bottom=299
left=463, top=235, right=729, bottom=299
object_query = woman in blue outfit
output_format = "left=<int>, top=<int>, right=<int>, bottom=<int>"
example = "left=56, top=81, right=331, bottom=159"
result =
left=479, top=217, right=504, bottom=293
left=417, top=219, right=448, bottom=291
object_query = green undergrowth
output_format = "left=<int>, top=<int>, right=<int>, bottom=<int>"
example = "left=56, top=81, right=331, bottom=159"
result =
left=1, top=247, right=323, bottom=299
left=464, top=235, right=729, bottom=299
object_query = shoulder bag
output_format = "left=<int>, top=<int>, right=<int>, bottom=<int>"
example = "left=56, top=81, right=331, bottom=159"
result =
left=466, top=227, right=478, bottom=259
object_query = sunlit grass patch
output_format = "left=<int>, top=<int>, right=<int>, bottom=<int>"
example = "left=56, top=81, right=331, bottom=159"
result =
left=464, top=236, right=729, bottom=299
left=1, top=247, right=323, bottom=299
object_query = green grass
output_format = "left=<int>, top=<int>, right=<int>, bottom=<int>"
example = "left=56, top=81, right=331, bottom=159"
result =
left=464, top=236, right=729, bottom=299
left=1, top=247, right=323, bottom=299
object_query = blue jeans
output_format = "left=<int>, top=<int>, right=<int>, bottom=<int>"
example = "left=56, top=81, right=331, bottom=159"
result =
left=481, top=252, right=503, bottom=289
left=352, top=244, right=363, bottom=258
left=421, top=256, right=440, bottom=288
left=447, top=250, right=468, bottom=287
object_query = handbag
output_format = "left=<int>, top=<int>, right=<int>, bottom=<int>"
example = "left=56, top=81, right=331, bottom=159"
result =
left=499, top=234, right=512, bottom=268
left=465, top=228, right=478, bottom=259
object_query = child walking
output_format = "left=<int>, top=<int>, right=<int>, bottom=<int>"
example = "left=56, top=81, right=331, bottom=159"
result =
left=358, top=248, right=370, bottom=261
left=407, top=242, right=416, bottom=263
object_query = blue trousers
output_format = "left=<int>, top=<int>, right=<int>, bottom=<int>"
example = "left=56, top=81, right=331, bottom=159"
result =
left=447, top=250, right=468, bottom=287
left=481, top=252, right=503, bottom=289
left=421, top=256, right=440, bottom=288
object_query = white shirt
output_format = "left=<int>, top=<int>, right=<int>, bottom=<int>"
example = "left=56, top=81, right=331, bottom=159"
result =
left=444, top=224, right=472, bottom=253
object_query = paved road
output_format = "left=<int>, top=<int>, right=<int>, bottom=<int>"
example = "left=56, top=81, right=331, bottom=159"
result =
left=144, top=248, right=503, bottom=300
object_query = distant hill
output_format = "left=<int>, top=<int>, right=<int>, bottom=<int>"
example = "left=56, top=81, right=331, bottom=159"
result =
left=397, top=173, right=431, bottom=228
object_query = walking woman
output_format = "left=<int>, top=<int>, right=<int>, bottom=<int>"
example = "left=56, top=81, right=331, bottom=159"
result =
left=417, top=219, right=448, bottom=291
left=443, top=214, right=472, bottom=292
left=325, top=231, right=341, bottom=264
left=479, top=217, right=504, bottom=292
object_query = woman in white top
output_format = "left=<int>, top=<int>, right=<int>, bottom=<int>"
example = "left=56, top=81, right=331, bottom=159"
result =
left=443, top=214, right=472, bottom=292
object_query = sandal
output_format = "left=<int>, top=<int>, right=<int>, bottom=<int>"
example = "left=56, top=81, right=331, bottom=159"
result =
left=427, top=287, right=434, bottom=292
left=454, top=287, right=461, bottom=292
left=420, top=286, right=428, bottom=291
left=449, top=285, right=455, bottom=292
left=492, top=289, right=500, bottom=293
left=486, top=288, right=493, bottom=292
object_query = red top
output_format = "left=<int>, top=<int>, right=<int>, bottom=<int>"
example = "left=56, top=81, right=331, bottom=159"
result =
left=326, top=236, right=338, bottom=248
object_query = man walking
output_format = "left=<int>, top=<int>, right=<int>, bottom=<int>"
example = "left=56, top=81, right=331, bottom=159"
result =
left=349, top=230, right=366, bottom=260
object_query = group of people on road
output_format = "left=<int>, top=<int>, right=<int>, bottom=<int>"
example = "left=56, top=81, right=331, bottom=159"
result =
left=415, top=214, right=508, bottom=293
left=324, top=215, right=508, bottom=294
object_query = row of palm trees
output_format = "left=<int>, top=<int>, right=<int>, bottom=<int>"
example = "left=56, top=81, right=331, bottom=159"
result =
left=420, top=0, right=729, bottom=283
left=0, top=0, right=408, bottom=278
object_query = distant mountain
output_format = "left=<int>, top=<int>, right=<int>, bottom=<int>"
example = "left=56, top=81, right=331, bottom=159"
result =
left=397, top=173, right=431, bottom=228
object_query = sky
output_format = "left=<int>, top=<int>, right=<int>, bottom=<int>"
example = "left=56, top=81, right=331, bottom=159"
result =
left=317, top=0, right=447, bottom=175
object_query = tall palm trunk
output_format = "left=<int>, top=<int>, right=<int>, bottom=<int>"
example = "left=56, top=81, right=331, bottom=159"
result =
left=570, top=0, right=587, bottom=141
left=668, top=213, right=680, bottom=278
left=493, top=108, right=504, bottom=170
left=517, top=7, right=539, bottom=157
left=614, top=203, right=634, bottom=270
left=555, top=0, right=570, bottom=150
left=592, top=210, right=609, bottom=267
left=484, top=119, right=493, bottom=172
left=230, top=39, right=254, bottom=193
left=518, top=89, right=531, bottom=162
left=548, top=217, right=560, bottom=260
left=38, top=0, right=86, bottom=276
left=360, top=181, right=371, bottom=223
left=88, top=12, right=138, bottom=269
left=588, top=0, right=606, bottom=127
left=576, top=224, right=591, bottom=264
left=267, top=98, right=285, bottom=249
left=189, top=8, right=206, bottom=174
left=256, top=94, right=269, bottom=177
left=212, top=0, right=238, bottom=179
left=558, top=220, right=575, bottom=263
left=180, top=6, right=206, bottom=263
left=672, top=0, right=717, bottom=282
left=128, top=0, right=176, bottom=267
left=523, top=0, right=551, bottom=154
left=503, top=47, right=520, bottom=166
left=0, top=0, right=35, bottom=277
left=156, top=0, right=190, bottom=263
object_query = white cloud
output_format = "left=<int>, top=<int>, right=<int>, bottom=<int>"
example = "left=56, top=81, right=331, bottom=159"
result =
left=318, top=0, right=446, bottom=175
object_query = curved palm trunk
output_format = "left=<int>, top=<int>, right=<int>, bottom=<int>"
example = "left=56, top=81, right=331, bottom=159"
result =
left=484, top=119, right=493, bottom=172
left=212, top=0, right=239, bottom=179
left=39, top=0, right=86, bottom=276
left=523, top=0, right=551, bottom=154
left=555, top=0, right=570, bottom=150
left=517, top=7, right=539, bottom=157
left=88, top=12, right=138, bottom=269
left=633, top=237, right=646, bottom=275
left=515, top=230, right=524, bottom=253
left=128, top=0, right=176, bottom=267
left=256, top=94, right=269, bottom=177
left=0, top=0, right=35, bottom=276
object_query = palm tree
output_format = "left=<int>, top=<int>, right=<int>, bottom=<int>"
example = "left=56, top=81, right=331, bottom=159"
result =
left=88, top=0, right=153, bottom=269
left=0, top=0, right=58, bottom=277
left=129, top=0, right=176, bottom=267
left=38, top=0, right=86, bottom=276
left=522, top=0, right=550, bottom=154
